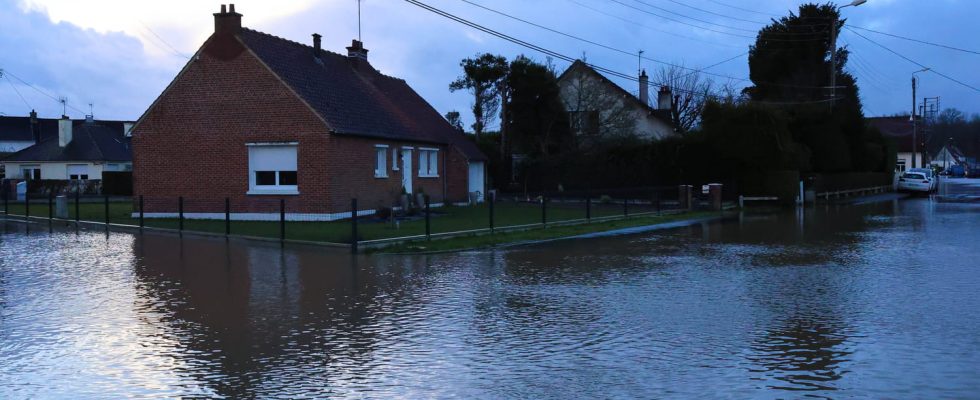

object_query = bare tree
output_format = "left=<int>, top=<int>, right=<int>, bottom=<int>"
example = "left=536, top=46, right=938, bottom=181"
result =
left=559, top=68, right=637, bottom=144
left=655, top=64, right=714, bottom=133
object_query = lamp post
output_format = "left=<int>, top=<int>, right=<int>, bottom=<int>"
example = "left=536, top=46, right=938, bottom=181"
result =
left=911, top=67, right=930, bottom=168
left=830, top=0, right=866, bottom=106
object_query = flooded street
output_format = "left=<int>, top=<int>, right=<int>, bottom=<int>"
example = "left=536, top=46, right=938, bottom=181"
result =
left=1, top=192, right=979, bottom=398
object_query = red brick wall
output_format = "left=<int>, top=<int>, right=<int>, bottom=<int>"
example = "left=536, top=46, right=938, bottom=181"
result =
left=133, top=34, right=459, bottom=215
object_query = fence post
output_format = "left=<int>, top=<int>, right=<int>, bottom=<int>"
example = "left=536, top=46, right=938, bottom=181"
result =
left=350, top=198, right=358, bottom=253
left=178, top=196, right=184, bottom=232
left=623, top=197, right=628, bottom=218
left=586, top=196, right=592, bottom=222
left=49, top=191, right=54, bottom=220
left=425, top=195, right=431, bottom=240
left=279, top=199, right=286, bottom=243
left=225, top=198, right=230, bottom=236
left=3, top=188, right=7, bottom=215
left=541, top=196, right=547, bottom=226
left=139, top=195, right=144, bottom=229
left=25, top=193, right=29, bottom=218
left=489, top=191, right=495, bottom=233
left=75, top=185, right=82, bottom=224
left=104, top=194, right=109, bottom=226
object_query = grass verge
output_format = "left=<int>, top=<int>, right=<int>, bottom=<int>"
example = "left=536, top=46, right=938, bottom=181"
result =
left=374, top=211, right=718, bottom=254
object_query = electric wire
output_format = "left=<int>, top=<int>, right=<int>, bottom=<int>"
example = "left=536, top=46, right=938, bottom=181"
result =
left=0, top=68, right=87, bottom=114
left=565, top=0, right=739, bottom=48
left=846, top=27, right=980, bottom=93
left=848, top=25, right=980, bottom=56
left=3, top=72, right=33, bottom=110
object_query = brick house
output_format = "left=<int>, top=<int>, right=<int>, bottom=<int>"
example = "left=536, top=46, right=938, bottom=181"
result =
left=132, top=4, right=486, bottom=220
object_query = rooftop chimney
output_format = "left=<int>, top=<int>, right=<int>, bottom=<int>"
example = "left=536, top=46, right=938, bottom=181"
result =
left=213, top=4, right=242, bottom=35
left=639, top=69, right=649, bottom=106
left=346, top=39, right=369, bottom=61
left=85, top=114, right=94, bottom=124
left=658, top=86, right=672, bottom=111
left=58, top=116, right=72, bottom=148
left=312, top=33, right=323, bottom=59
left=29, top=109, right=40, bottom=143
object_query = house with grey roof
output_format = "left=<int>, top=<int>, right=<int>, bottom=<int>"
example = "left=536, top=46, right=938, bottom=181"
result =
left=1, top=113, right=133, bottom=181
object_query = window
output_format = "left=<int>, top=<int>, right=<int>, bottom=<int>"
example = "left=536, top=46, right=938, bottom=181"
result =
left=248, top=143, right=299, bottom=195
left=21, top=166, right=41, bottom=180
left=392, top=147, right=400, bottom=171
left=374, top=145, right=388, bottom=178
left=571, top=110, right=600, bottom=135
left=68, top=164, right=89, bottom=180
left=418, top=148, right=439, bottom=177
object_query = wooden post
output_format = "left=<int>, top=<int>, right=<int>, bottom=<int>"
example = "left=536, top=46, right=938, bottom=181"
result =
left=541, top=196, right=547, bottom=226
left=139, top=195, right=144, bottom=229
left=425, top=195, right=431, bottom=240
left=75, top=187, right=80, bottom=222
left=104, top=194, right=109, bottom=225
left=489, top=192, right=495, bottom=233
left=586, top=196, right=591, bottom=222
left=178, top=196, right=184, bottom=232
left=48, top=192, right=53, bottom=220
left=351, top=198, right=358, bottom=253
left=225, top=198, right=230, bottom=236
left=279, top=199, right=286, bottom=243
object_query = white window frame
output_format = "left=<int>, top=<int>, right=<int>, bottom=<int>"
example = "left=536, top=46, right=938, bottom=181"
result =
left=21, top=164, right=41, bottom=180
left=67, top=164, right=89, bottom=181
left=418, top=147, right=439, bottom=178
left=391, top=147, right=400, bottom=171
left=247, top=142, right=299, bottom=195
left=374, top=144, right=389, bottom=178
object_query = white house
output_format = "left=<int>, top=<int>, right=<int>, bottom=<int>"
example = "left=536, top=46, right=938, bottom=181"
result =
left=932, top=144, right=965, bottom=171
left=557, top=60, right=676, bottom=141
left=2, top=115, right=133, bottom=181
left=867, top=116, right=922, bottom=172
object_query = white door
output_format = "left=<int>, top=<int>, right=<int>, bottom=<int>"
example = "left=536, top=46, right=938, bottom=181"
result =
left=468, top=161, right=485, bottom=202
left=401, top=148, right=413, bottom=194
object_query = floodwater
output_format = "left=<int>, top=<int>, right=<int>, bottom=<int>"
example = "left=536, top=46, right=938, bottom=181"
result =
left=1, top=187, right=979, bottom=398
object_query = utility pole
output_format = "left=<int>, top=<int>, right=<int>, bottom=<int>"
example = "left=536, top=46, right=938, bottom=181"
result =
left=911, top=76, right=917, bottom=168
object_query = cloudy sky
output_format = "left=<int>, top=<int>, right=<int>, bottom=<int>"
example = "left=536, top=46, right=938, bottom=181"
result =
left=1, top=0, right=977, bottom=127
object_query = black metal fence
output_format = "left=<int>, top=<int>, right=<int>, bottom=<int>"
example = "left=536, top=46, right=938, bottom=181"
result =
left=2, top=184, right=725, bottom=251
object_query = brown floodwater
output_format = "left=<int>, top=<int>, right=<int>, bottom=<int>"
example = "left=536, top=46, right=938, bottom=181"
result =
left=1, top=194, right=978, bottom=398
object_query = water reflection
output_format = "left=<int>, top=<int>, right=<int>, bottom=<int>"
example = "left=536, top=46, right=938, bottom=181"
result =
left=2, top=198, right=979, bottom=398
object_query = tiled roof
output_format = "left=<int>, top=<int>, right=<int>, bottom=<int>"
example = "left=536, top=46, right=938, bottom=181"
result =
left=238, top=29, right=485, bottom=160
left=557, top=60, right=675, bottom=128
left=3, top=121, right=131, bottom=162
left=1, top=115, right=130, bottom=143
left=867, top=116, right=916, bottom=152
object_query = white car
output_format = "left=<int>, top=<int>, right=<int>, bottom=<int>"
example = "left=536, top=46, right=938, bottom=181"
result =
left=907, top=168, right=937, bottom=192
left=898, top=172, right=932, bottom=193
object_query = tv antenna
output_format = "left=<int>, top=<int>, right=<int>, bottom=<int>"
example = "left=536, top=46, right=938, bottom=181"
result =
left=638, top=50, right=644, bottom=75
left=59, top=97, right=68, bottom=116
left=357, top=0, right=363, bottom=41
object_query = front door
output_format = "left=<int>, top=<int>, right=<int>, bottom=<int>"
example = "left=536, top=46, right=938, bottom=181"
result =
left=401, top=148, right=413, bottom=194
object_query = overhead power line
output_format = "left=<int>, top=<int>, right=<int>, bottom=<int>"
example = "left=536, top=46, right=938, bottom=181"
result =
left=662, top=0, right=767, bottom=25
left=704, top=0, right=779, bottom=17
left=0, top=67, right=87, bottom=114
left=845, top=28, right=980, bottom=93
left=1, top=70, right=34, bottom=110
left=406, top=0, right=848, bottom=104
left=848, top=25, right=980, bottom=56
left=565, top=0, right=738, bottom=48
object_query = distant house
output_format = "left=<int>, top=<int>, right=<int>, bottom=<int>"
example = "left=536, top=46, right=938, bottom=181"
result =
left=1, top=113, right=133, bottom=181
left=867, top=116, right=922, bottom=172
left=932, top=144, right=965, bottom=171
left=132, top=5, right=486, bottom=220
left=557, top=60, right=676, bottom=141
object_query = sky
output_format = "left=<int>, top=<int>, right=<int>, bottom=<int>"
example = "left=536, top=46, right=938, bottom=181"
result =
left=0, top=0, right=977, bottom=128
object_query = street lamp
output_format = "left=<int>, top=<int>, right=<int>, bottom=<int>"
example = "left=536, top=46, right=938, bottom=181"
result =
left=829, top=0, right=867, bottom=106
left=911, top=67, right=930, bottom=168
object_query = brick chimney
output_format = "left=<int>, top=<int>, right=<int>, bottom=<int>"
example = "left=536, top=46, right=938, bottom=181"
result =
left=658, top=86, right=672, bottom=111
left=312, top=33, right=322, bottom=60
left=346, top=39, right=369, bottom=61
left=29, top=109, right=40, bottom=143
left=58, top=116, right=72, bottom=148
left=639, top=69, right=649, bottom=106
left=213, top=4, right=242, bottom=35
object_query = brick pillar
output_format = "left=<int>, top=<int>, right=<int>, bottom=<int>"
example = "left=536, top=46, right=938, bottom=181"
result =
left=708, top=183, right=723, bottom=211
left=678, top=185, right=692, bottom=210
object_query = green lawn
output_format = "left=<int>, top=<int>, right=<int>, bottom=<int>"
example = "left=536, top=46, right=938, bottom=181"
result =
left=378, top=211, right=715, bottom=253
left=2, top=199, right=664, bottom=244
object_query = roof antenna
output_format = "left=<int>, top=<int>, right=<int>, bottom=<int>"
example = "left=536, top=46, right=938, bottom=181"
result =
left=638, top=50, right=644, bottom=76
left=357, top=0, right=362, bottom=42
left=88, top=102, right=94, bottom=116
left=59, top=97, right=68, bottom=117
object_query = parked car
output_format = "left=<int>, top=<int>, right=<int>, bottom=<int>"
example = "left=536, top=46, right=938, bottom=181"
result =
left=898, top=172, right=932, bottom=193
left=908, top=168, right=937, bottom=192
